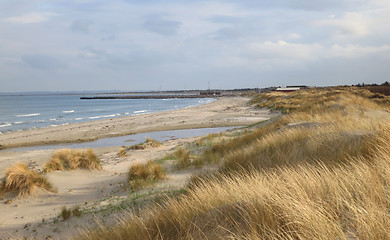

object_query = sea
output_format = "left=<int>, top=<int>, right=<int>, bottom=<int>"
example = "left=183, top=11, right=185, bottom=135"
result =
left=0, top=93, right=214, bottom=134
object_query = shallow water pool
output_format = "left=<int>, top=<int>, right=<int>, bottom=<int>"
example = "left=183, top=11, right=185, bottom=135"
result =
left=2, top=127, right=239, bottom=152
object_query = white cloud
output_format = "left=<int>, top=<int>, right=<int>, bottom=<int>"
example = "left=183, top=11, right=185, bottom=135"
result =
left=288, top=33, right=302, bottom=40
left=329, top=44, right=390, bottom=58
left=313, top=12, right=371, bottom=37
left=216, top=40, right=390, bottom=73
left=4, top=12, right=57, bottom=24
left=249, top=40, right=324, bottom=61
left=249, top=41, right=390, bottom=62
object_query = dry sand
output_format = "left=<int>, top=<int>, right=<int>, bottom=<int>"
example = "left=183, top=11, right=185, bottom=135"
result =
left=0, top=96, right=277, bottom=239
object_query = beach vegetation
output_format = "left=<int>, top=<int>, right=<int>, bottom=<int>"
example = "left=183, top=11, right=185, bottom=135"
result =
left=127, top=161, right=165, bottom=191
left=44, top=148, right=102, bottom=172
left=173, top=147, right=190, bottom=169
left=195, top=138, right=203, bottom=146
left=75, top=86, right=390, bottom=240
left=128, top=138, right=162, bottom=150
left=0, top=163, right=56, bottom=197
left=60, top=205, right=82, bottom=220
left=170, top=147, right=205, bottom=169
left=118, top=147, right=127, bottom=157
left=195, top=132, right=224, bottom=147
left=60, top=206, right=71, bottom=220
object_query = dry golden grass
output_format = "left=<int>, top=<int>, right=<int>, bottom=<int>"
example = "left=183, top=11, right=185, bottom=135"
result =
left=77, top=127, right=390, bottom=240
left=44, top=148, right=102, bottom=173
left=0, top=163, right=56, bottom=197
left=118, top=147, right=127, bottom=157
left=210, top=87, right=389, bottom=173
left=171, top=147, right=205, bottom=169
left=252, top=86, right=390, bottom=113
left=173, top=147, right=191, bottom=169
left=127, top=161, right=165, bottom=190
left=76, top=86, right=390, bottom=240
left=128, top=138, right=162, bottom=150
left=222, top=123, right=374, bottom=173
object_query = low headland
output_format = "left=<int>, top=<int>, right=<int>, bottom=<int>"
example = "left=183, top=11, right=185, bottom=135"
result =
left=1, top=87, right=390, bottom=239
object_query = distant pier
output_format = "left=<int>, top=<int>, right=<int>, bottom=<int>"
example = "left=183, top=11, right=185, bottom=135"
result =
left=80, top=94, right=219, bottom=100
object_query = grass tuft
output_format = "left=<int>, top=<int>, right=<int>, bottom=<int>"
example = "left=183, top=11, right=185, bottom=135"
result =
left=128, top=138, right=162, bottom=150
left=60, top=206, right=71, bottom=220
left=44, top=148, right=102, bottom=173
left=171, top=147, right=205, bottom=169
left=60, top=205, right=82, bottom=220
left=118, top=147, right=127, bottom=157
left=173, top=147, right=191, bottom=169
left=127, top=161, right=165, bottom=191
left=0, top=163, right=56, bottom=197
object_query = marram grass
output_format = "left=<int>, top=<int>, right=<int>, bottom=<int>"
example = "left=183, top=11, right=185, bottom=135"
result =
left=44, top=148, right=102, bottom=172
left=77, top=127, right=390, bottom=240
left=0, top=163, right=56, bottom=197
left=127, top=161, right=165, bottom=190
left=128, top=138, right=162, bottom=150
left=75, top=86, right=390, bottom=240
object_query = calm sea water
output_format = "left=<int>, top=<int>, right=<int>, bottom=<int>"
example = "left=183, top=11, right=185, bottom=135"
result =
left=0, top=94, right=214, bottom=133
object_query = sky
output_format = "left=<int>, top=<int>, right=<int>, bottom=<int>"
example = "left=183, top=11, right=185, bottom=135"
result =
left=1, top=0, right=390, bottom=92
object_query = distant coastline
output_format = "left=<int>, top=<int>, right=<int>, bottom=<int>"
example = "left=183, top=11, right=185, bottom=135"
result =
left=0, top=94, right=214, bottom=134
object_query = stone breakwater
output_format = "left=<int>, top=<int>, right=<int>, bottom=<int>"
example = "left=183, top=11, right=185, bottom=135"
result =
left=80, top=94, right=219, bottom=99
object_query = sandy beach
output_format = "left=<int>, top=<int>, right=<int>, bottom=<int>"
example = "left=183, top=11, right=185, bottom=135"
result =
left=0, top=97, right=272, bottom=150
left=0, top=96, right=277, bottom=239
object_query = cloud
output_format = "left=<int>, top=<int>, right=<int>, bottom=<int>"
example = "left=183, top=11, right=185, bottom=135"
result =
left=208, top=15, right=242, bottom=24
left=101, top=34, right=116, bottom=42
left=78, top=47, right=164, bottom=70
left=221, top=41, right=390, bottom=73
left=4, top=12, right=56, bottom=24
left=249, top=41, right=390, bottom=62
left=329, top=44, right=390, bottom=58
left=249, top=41, right=324, bottom=61
left=286, top=0, right=349, bottom=11
left=22, top=54, right=65, bottom=70
left=212, top=27, right=242, bottom=40
left=288, top=33, right=302, bottom=40
left=1, top=0, right=389, bottom=92
left=142, top=16, right=182, bottom=36
left=313, top=12, right=371, bottom=37
left=78, top=48, right=105, bottom=60
left=70, top=19, right=93, bottom=34
left=232, top=0, right=366, bottom=11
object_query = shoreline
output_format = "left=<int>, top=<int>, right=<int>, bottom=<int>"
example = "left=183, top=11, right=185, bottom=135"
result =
left=0, top=96, right=214, bottom=136
left=0, top=97, right=277, bottom=150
